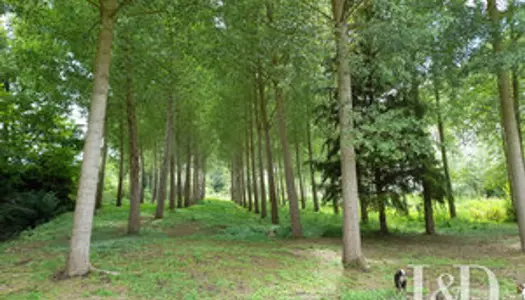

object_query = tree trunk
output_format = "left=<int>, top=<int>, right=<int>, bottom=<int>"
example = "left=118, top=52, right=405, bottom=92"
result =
left=306, top=116, right=319, bottom=212
left=116, top=117, right=125, bottom=207
left=489, top=0, right=525, bottom=251
left=375, top=170, right=388, bottom=234
left=125, top=39, right=141, bottom=235
left=360, top=197, right=369, bottom=224
left=513, top=70, right=523, bottom=150
left=140, top=145, right=146, bottom=204
left=184, top=141, right=192, bottom=207
left=95, top=113, right=108, bottom=211
left=150, top=142, right=158, bottom=203
left=422, top=177, right=435, bottom=235
left=245, top=129, right=253, bottom=211
left=434, top=82, right=456, bottom=218
left=275, top=84, right=302, bottom=238
left=199, top=155, right=206, bottom=200
left=155, top=97, right=173, bottom=219
left=255, top=81, right=267, bottom=218
left=169, top=153, right=176, bottom=211
left=332, top=0, right=367, bottom=269
left=259, top=69, right=278, bottom=224
left=176, top=149, right=183, bottom=208
left=295, top=142, right=306, bottom=210
left=250, top=99, right=260, bottom=214
left=193, top=154, right=200, bottom=203
left=65, top=0, right=117, bottom=277
left=278, top=158, right=286, bottom=206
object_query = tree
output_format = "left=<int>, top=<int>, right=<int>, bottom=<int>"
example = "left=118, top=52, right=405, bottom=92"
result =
left=66, top=0, right=118, bottom=277
left=331, top=0, right=367, bottom=269
left=488, top=0, right=525, bottom=251
left=155, top=96, right=174, bottom=219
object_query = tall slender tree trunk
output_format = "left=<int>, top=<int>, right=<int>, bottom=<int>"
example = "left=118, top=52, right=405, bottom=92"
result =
left=306, top=116, right=319, bottom=212
left=184, top=140, right=192, bottom=207
left=140, top=145, right=146, bottom=204
left=295, top=142, right=306, bottom=210
left=259, top=70, right=278, bottom=224
left=489, top=0, right=525, bottom=251
left=250, top=100, right=260, bottom=214
left=513, top=70, right=523, bottom=149
left=199, top=155, right=206, bottom=200
left=95, top=114, right=108, bottom=211
left=193, top=153, right=200, bottom=203
left=275, top=84, right=302, bottom=237
left=151, top=142, right=158, bottom=203
left=375, top=170, right=388, bottom=234
left=422, top=177, right=435, bottom=235
left=245, top=129, right=253, bottom=211
left=255, top=82, right=267, bottom=218
left=65, top=0, right=118, bottom=277
left=277, top=158, right=285, bottom=206
left=155, top=97, right=173, bottom=219
left=116, top=117, right=125, bottom=207
left=332, top=0, right=367, bottom=269
left=169, top=153, right=176, bottom=211
left=176, top=150, right=183, bottom=208
left=125, top=39, right=141, bottom=234
left=434, top=82, right=456, bottom=218
left=241, top=155, right=247, bottom=207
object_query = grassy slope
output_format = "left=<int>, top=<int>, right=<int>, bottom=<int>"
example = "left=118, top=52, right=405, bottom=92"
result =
left=1, top=198, right=524, bottom=299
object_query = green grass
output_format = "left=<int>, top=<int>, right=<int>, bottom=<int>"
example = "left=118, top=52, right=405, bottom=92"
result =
left=1, top=198, right=524, bottom=299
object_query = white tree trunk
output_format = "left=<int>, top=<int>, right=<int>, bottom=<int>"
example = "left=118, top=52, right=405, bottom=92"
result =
left=66, top=0, right=117, bottom=277
left=332, top=0, right=367, bottom=269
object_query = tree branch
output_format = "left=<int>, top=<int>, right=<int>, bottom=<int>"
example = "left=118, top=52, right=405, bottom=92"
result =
left=86, top=0, right=99, bottom=9
left=344, top=0, right=368, bottom=21
left=298, top=0, right=332, bottom=21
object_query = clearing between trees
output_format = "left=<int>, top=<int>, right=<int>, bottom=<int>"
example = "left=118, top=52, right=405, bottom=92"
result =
left=1, top=199, right=524, bottom=299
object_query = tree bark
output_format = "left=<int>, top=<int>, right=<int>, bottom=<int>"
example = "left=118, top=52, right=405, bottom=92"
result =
left=434, top=82, right=456, bottom=218
left=95, top=113, right=108, bottom=211
left=259, top=69, right=278, bottom=224
left=169, top=152, right=176, bottom=211
left=245, top=128, right=253, bottom=211
left=150, top=142, right=158, bottom=203
left=275, top=84, right=302, bottom=238
left=199, top=155, right=206, bottom=200
left=489, top=0, right=525, bottom=251
left=140, top=145, right=146, bottom=204
left=176, top=149, right=183, bottom=208
left=422, top=177, right=435, bottom=235
left=255, top=80, right=267, bottom=217
left=66, top=0, right=117, bottom=277
left=513, top=70, right=523, bottom=150
left=250, top=99, right=260, bottom=214
left=278, top=158, right=286, bottom=206
left=295, top=142, right=306, bottom=210
left=155, top=96, right=173, bottom=219
left=116, top=117, right=124, bottom=207
left=306, top=116, right=319, bottom=212
left=125, top=39, right=141, bottom=234
left=332, top=0, right=367, bottom=269
left=375, top=170, right=388, bottom=234
left=193, top=154, right=200, bottom=203
left=184, top=140, right=192, bottom=207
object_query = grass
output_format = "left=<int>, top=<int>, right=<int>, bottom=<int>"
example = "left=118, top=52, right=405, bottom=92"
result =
left=1, top=197, right=524, bottom=299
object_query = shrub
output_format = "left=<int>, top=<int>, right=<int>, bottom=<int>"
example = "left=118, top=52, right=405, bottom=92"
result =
left=0, top=191, right=73, bottom=240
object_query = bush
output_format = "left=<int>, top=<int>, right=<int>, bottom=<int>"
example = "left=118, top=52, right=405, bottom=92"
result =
left=0, top=191, right=73, bottom=240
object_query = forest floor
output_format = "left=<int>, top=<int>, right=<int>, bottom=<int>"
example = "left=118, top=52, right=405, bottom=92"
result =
left=1, top=198, right=525, bottom=299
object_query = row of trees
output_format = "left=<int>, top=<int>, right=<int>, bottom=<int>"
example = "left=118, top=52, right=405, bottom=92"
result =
left=2, top=0, right=524, bottom=277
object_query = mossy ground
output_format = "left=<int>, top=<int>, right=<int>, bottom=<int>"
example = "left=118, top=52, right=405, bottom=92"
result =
left=1, top=198, right=524, bottom=299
